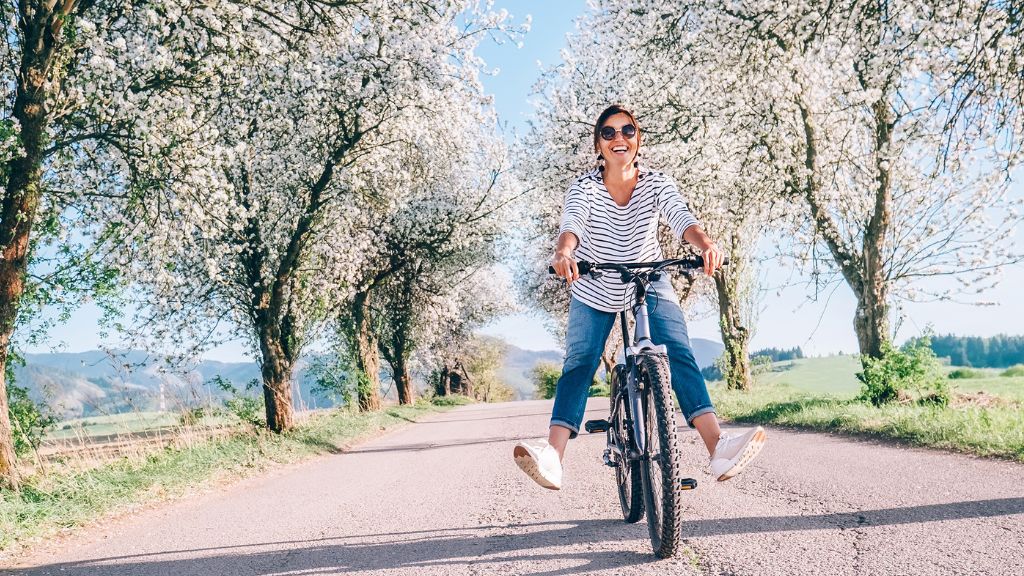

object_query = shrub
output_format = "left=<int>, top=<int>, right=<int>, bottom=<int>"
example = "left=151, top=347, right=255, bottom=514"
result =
left=588, top=383, right=610, bottom=397
left=430, top=394, right=473, bottom=406
left=857, top=337, right=947, bottom=407
left=1001, top=365, right=1024, bottom=377
left=210, top=376, right=265, bottom=428
left=532, top=361, right=561, bottom=400
left=7, top=383, right=56, bottom=456
left=948, top=368, right=985, bottom=379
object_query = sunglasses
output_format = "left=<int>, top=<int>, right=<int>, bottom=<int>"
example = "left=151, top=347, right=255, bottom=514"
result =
left=600, top=124, right=637, bottom=141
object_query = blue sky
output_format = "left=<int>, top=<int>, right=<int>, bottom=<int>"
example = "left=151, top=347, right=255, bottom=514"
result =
left=25, top=0, right=1024, bottom=360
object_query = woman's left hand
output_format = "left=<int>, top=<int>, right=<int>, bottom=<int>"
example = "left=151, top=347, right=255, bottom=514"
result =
left=701, top=242, right=724, bottom=276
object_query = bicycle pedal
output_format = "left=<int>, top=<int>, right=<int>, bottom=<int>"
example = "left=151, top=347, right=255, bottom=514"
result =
left=584, top=419, right=610, bottom=433
left=680, top=478, right=698, bottom=490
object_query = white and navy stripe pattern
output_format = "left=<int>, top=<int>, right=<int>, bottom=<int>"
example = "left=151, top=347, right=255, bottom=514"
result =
left=559, top=167, right=700, bottom=313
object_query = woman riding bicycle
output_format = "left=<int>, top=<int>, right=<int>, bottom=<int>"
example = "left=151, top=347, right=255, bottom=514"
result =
left=514, top=104, right=766, bottom=490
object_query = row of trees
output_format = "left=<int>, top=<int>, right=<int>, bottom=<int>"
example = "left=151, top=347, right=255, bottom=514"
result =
left=516, top=1, right=1023, bottom=392
left=924, top=334, right=1024, bottom=368
left=0, top=1, right=525, bottom=488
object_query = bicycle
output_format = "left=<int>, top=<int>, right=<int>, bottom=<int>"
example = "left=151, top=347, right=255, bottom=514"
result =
left=549, top=256, right=723, bottom=558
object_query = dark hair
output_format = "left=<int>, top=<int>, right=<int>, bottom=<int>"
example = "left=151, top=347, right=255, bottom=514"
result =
left=593, top=104, right=642, bottom=154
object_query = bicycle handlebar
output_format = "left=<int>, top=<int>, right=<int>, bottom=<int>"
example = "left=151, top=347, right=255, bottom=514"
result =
left=548, top=256, right=729, bottom=276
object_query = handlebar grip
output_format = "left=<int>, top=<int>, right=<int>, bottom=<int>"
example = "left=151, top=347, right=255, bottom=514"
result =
left=548, top=261, right=592, bottom=276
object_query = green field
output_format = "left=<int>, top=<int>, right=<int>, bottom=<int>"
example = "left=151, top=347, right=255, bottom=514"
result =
left=751, top=356, right=862, bottom=397
left=46, top=411, right=239, bottom=442
left=734, top=355, right=1024, bottom=402
left=47, top=412, right=187, bottom=440
left=709, top=356, right=1024, bottom=461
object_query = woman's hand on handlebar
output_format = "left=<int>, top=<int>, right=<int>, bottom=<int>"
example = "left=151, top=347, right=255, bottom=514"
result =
left=551, top=250, right=580, bottom=284
left=701, top=242, right=725, bottom=276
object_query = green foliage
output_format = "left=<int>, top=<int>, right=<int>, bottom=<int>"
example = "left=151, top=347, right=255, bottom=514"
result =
left=532, top=361, right=561, bottom=400
left=5, top=350, right=56, bottom=456
left=926, top=333, right=1024, bottom=368
left=210, top=376, right=265, bottom=428
left=856, top=338, right=948, bottom=407
left=308, top=355, right=356, bottom=408
left=7, top=384, right=56, bottom=457
left=532, top=360, right=602, bottom=397
left=429, top=394, right=474, bottom=406
left=531, top=360, right=606, bottom=398
left=1001, top=364, right=1024, bottom=377
left=750, top=346, right=805, bottom=362
left=462, top=336, right=514, bottom=402
left=948, top=368, right=985, bottom=379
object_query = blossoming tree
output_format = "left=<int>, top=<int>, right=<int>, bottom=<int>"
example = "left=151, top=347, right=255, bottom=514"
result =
left=640, top=0, right=1024, bottom=359
left=103, top=1, right=519, bottom=429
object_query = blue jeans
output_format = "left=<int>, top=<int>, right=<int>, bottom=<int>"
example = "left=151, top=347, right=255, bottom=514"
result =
left=550, top=280, right=716, bottom=438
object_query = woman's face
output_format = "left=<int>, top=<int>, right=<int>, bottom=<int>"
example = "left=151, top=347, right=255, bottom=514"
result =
left=597, top=112, right=639, bottom=169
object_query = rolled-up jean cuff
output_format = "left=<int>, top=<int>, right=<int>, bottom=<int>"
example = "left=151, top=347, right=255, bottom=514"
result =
left=685, top=406, right=716, bottom=428
left=550, top=418, right=580, bottom=439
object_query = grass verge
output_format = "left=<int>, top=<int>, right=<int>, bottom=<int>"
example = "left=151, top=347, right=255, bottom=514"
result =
left=711, top=384, right=1024, bottom=462
left=0, top=400, right=457, bottom=555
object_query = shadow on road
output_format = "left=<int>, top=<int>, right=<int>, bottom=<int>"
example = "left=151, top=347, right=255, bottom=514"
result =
left=4, top=519, right=658, bottom=576
left=347, top=434, right=543, bottom=454
left=683, top=496, right=1024, bottom=536
left=8, top=498, right=1023, bottom=576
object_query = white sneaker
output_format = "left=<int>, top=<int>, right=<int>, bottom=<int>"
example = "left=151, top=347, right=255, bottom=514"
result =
left=710, top=426, right=767, bottom=482
left=513, top=440, right=563, bottom=490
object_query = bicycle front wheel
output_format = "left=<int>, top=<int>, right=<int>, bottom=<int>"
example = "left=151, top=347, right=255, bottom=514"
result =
left=611, top=364, right=644, bottom=523
left=637, top=354, right=683, bottom=558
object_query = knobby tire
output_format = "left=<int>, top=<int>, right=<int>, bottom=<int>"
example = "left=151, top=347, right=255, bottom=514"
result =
left=637, top=354, right=683, bottom=558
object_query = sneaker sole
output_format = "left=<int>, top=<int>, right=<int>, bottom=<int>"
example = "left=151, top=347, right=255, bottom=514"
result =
left=716, top=428, right=767, bottom=482
left=513, top=446, right=561, bottom=490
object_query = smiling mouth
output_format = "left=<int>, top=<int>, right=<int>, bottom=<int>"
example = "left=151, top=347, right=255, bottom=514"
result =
left=612, top=146, right=628, bottom=153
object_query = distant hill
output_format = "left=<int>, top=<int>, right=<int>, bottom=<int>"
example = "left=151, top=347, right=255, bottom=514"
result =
left=14, top=351, right=303, bottom=419
left=14, top=337, right=724, bottom=418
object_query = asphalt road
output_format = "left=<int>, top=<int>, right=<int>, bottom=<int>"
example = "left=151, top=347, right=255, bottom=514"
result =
left=5, top=399, right=1023, bottom=575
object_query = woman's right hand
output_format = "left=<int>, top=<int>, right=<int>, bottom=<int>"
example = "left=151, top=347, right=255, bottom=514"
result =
left=551, top=249, right=580, bottom=285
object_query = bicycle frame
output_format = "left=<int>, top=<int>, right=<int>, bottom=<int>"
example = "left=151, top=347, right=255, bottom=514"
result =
left=610, top=271, right=667, bottom=462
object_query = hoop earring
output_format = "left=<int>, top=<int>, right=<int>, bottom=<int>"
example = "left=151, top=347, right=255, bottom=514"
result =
left=634, top=152, right=641, bottom=169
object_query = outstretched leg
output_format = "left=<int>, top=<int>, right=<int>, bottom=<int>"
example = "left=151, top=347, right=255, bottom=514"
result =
left=514, top=297, right=615, bottom=489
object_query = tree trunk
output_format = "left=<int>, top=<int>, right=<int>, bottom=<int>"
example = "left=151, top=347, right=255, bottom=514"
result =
left=0, top=3, right=73, bottom=488
left=853, top=98, right=894, bottom=361
left=259, top=344, right=294, bottom=432
left=713, top=237, right=753, bottom=391
left=391, top=347, right=415, bottom=405
left=853, top=264, right=889, bottom=360
left=794, top=93, right=893, bottom=363
left=255, top=306, right=295, bottom=432
left=434, top=364, right=451, bottom=396
left=352, top=291, right=381, bottom=411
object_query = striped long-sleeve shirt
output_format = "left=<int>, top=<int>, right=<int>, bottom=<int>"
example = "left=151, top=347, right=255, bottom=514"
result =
left=558, top=167, right=700, bottom=313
